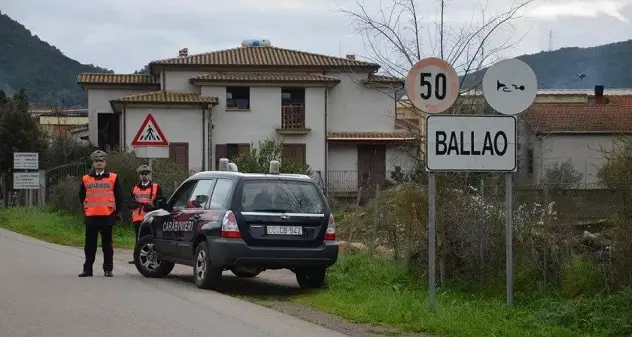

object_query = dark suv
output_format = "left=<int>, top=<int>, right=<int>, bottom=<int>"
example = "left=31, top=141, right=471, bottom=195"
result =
left=132, top=160, right=339, bottom=290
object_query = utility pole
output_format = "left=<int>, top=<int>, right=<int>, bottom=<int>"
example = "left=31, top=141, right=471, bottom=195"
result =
left=548, top=30, right=553, bottom=51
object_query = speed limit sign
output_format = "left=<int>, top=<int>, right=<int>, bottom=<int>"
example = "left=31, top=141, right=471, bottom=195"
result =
left=406, top=58, right=460, bottom=113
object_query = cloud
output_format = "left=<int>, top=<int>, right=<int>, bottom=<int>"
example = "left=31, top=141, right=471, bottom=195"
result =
left=529, top=0, right=631, bottom=22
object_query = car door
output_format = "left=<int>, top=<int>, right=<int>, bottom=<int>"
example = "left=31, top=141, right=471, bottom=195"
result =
left=153, top=180, right=197, bottom=257
left=176, top=178, right=216, bottom=259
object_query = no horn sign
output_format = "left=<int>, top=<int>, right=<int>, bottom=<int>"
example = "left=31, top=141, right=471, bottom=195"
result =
left=426, top=115, right=517, bottom=172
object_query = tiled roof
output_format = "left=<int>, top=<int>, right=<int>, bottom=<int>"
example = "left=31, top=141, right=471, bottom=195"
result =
left=524, top=104, right=632, bottom=133
left=150, top=46, right=380, bottom=69
left=110, top=91, right=218, bottom=105
left=189, top=72, right=340, bottom=84
left=362, top=74, right=405, bottom=85
left=77, top=73, right=160, bottom=86
left=327, top=131, right=417, bottom=140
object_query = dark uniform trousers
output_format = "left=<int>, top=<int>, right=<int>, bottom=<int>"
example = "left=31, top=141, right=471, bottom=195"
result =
left=83, top=217, right=115, bottom=273
left=133, top=220, right=142, bottom=243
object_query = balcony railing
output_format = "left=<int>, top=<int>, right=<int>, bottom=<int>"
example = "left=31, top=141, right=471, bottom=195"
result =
left=281, top=105, right=306, bottom=129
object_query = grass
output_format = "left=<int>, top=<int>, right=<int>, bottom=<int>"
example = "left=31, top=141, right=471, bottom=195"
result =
left=0, top=206, right=135, bottom=249
left=283, top=253, right=632, bottom=337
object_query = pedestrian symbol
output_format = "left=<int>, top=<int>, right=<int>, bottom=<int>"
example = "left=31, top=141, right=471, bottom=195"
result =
left=131, top=113, right=169, bottom=146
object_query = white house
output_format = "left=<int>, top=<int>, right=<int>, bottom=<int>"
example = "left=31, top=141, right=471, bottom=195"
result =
left=77, top=40, right=418, bottom=193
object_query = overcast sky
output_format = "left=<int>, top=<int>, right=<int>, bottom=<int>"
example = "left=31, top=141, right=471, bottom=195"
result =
left=2, top=0, right=631, bottom=73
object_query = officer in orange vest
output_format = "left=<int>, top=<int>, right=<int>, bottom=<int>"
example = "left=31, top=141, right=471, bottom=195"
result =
left=127, top=164, right=163, bottom=264
left=78, top=150, right=124, bottom=277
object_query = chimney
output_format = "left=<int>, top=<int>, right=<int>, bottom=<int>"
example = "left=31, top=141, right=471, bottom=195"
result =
left=179, top=48, right=188, bottom=57
left=345, top=54, right=356, bottom=60
left=595, top=85, right=604, bottom=104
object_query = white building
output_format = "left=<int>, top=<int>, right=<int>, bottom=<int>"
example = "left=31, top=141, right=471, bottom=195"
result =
left=77, top=41, right=418, bottom=193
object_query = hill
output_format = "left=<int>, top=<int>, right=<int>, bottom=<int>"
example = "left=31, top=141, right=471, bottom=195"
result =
left=462, top=39, right=632, bottom=89
left=0, top=11, right=112, bottom=107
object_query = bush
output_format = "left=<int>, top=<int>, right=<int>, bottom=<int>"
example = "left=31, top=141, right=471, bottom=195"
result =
left=48, top=149, right=189, bottom=223
left=230, top=136, right=311, bottom=174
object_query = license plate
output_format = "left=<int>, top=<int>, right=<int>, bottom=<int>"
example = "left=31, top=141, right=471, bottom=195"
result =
left=266, top=225, right=303, bottom=235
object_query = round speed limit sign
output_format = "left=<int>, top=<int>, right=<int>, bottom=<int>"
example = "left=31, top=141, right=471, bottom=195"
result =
left=406, top=58, right=460, bottom=113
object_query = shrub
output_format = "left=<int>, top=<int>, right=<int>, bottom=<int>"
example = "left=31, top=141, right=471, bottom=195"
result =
left=230, top=136, right=311, bottom=174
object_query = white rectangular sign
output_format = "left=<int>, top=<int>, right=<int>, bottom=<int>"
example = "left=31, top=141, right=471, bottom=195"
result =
left=426, top=115, right=517, bottom=172
left=13, top=172, right=41, bottom=189
left=13, top=152, right=39, bottom=170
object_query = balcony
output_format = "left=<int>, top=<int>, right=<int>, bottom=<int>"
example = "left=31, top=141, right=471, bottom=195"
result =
left=276, top=105, right=311, bottom=135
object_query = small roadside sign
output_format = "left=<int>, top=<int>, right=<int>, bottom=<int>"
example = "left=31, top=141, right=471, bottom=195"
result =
left=482, top=58, right=538, bottom=115
left=13, top=172, right=40, bottom=190
left=406, top=57, right=460, bottom=113
left=13, top=152, right=39, bottom=170
left=426, top=114, right=517, bottom=172
left=131, top=113, right=169, bottom=146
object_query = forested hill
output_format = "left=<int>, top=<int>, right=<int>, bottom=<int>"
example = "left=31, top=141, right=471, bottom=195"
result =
left=0, top=11, right=112, bottom=107
left=462, top=39, right=632, bottom=89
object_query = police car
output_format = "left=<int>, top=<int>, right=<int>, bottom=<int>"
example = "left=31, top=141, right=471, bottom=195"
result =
left=133, top=159, right=338, bottom=290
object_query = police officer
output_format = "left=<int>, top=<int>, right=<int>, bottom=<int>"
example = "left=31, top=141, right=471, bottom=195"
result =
left=127, top=164, right=163, bottom=264
left=78, top=150, right=124, bottom=277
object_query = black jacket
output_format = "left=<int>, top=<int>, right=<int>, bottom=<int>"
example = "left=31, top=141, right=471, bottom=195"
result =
left=127, top=181, right=164, bottom=211
left=78, top=169, right=125, bottom=223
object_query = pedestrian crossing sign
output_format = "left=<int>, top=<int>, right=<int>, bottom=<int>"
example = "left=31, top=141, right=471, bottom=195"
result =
left=131, top=113, right=169, bottom=146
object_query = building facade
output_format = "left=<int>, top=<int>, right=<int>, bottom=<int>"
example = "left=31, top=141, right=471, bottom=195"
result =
left=77, top=41, right=418, bottom=193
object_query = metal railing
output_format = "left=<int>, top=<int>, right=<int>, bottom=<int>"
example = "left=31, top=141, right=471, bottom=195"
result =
left=281, top=105, right=306, bottom=129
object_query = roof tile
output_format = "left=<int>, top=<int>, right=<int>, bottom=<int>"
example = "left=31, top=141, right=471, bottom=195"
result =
left=110, top=91, right=218, bottom=105
left=327, top=131, right=417, bottom=140
left=77, top=73, right=160, bottom=85
left=190, top=72, right=340, bottom=83
left=524, top=104, right=632, bottom=133
left=150, top=46, right=380, bottom=69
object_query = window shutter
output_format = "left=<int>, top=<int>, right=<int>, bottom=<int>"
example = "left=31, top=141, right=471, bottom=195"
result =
left=169, top=143, right=189, bottom=171
left=282, top=144, right=306, bottom=164
left=215, top=144, right=227, bottom=170
left=237, top=143, right=250, bottom=155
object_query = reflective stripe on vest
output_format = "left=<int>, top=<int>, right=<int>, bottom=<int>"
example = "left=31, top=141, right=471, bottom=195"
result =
left=83, top=173, right=117, bottom=216
left=132, top=183, right=158, bottom=222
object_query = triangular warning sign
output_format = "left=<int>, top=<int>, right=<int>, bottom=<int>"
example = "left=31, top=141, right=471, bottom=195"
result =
left=131, top=113, right=169, bottom=146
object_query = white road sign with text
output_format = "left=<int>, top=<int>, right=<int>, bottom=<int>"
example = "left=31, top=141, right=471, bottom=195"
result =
left=406, top=58, right=460, bottom=114
left=13, top=172, right=41, bottom=189
left=13, top=152, right=39, bottom=170
left=426, top=115, right=517, bottom=172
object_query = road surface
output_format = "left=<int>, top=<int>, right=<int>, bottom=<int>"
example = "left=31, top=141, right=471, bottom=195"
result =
left=0, top=228, right=349, bottom=337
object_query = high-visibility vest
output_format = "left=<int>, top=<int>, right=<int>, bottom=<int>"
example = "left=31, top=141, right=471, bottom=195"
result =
left=82, top=173, right=118, bottom=216
left=132, top=183, right=158, bottom=222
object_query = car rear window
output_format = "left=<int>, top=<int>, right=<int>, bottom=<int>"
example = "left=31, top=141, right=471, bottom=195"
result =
left=240, top=180, right=325, bottom=214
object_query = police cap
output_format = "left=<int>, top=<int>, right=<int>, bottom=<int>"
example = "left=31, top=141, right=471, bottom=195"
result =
left=90, top=150, right=107, bottom=161
left=137, top=164, right=152, bottom=174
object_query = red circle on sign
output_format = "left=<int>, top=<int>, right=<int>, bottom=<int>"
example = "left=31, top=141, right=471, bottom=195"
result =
left=406, top=58, right=460, bottom=114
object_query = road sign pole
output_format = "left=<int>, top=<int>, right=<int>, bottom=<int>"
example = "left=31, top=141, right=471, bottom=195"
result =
left=505, top=172, right=513, bottom=306
left=428, top=172, right=437, bottom=309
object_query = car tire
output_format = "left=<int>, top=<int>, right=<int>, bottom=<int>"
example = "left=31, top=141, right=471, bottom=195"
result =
left=134, top=234, right=175, bottom=278
left=231, top=267, right=263, bottom=278
left=295, top=268, right=327, bottom=289
left=193, top=241, right=222, bottom=290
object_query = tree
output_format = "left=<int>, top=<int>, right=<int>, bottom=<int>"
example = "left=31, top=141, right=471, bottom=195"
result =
left=230, top=137, right=311, bottom=175
left=0, top=89, right=48, bottom=206
left=544, top=159, right=583, bottom=187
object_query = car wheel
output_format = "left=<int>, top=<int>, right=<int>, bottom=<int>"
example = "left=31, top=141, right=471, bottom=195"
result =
left=231, top=267, right=263, bottom=278
left=193, top=241, right=222, bottom=290
left=295, top=268, right=327, bottom=289
left=134, top=234, right=174, bottom=278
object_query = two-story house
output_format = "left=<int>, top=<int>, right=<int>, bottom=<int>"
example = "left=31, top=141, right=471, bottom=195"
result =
left=77, top=40, right=418, bottom=192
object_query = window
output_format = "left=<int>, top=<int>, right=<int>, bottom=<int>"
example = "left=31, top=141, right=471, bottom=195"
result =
left=169, top=181, right=198, bottom=210
left=527, top=149, right=534, bottom=174
left=186, top=179, right=216, bottom=209
left=281, top=87, right=305, bottom=105
left=209, top=178, right=235, bottom=208
left=226, top=87, right=250, bottom=109
left=169, top=142, right=189, bottom=171
left=240, top=180, right=324, bottom=214
left=216, top=143, right=250, bottom=169
left=282, top=144, right=306, bottom=164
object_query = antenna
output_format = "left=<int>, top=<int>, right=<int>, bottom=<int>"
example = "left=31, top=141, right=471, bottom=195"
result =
left=548, top=30, right=553, bottom=51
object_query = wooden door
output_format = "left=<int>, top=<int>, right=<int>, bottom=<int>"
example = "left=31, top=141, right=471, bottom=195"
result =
left=357, top=145, right=386, bottom=196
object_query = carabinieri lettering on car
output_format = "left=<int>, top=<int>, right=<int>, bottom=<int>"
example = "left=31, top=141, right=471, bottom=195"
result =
left=162, top=220, right=194, bottom=232
left=434, top=130, right=508, bottom=156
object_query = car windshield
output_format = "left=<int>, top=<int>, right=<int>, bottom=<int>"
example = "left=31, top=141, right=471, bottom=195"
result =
left=240, top=180, right=325, bottom=214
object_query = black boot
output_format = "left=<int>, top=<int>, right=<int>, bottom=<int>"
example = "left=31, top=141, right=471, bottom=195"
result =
left=128, top=260, right=135, bottom=264
left=78, top=271, right=93, bottom=277
left=104, top=271, right=113, bottom=277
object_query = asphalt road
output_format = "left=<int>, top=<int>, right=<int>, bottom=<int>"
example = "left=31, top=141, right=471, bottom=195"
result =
left=0, top=228, right=349, bottom=337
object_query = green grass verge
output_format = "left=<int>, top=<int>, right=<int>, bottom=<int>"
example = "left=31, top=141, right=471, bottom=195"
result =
left=285, top=253, right=632, bottom=337
left=0, top=206, right=135, bottom=249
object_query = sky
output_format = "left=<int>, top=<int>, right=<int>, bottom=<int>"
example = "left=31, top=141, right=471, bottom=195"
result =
left=1, top=0, right=631, bottom=73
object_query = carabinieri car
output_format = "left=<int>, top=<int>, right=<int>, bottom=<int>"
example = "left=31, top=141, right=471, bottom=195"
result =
left=133, top=159, right=339, bottom=290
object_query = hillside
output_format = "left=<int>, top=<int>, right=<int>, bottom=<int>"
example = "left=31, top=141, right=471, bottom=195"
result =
left=462, top=39, right=632, bottom=89
left=0, top=11, right=112, bottom=107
